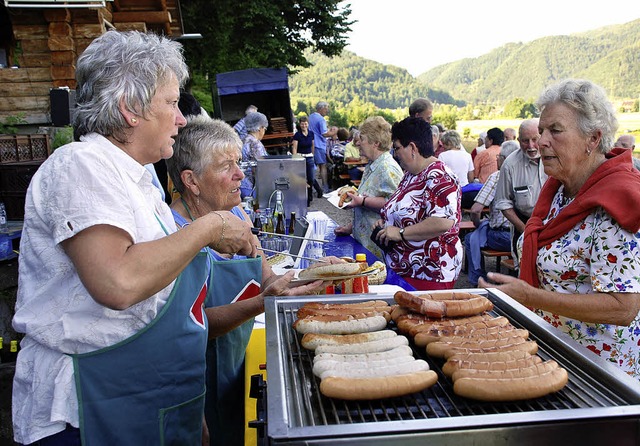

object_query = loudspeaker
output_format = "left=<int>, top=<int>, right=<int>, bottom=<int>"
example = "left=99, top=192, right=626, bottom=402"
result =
left=50, top=88, right=76, bottom=127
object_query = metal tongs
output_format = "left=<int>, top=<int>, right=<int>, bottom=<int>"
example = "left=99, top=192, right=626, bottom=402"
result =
left=260, top=247, right=329, bottom=263
left=250, top=227, right=327, bottom=244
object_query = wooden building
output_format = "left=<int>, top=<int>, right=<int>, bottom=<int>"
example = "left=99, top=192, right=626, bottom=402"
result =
left=0, top=0, right=187, bottom=126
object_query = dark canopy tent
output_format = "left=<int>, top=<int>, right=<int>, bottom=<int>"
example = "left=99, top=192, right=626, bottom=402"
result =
left=212, top=68, right=293, bottom=133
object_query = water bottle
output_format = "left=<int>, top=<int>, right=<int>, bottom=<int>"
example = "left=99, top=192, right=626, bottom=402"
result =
left=0, top=202, right=7, bottom=232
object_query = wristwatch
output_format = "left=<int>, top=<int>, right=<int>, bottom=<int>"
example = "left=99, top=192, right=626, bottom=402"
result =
left=399, top=227, right=406, bottom=241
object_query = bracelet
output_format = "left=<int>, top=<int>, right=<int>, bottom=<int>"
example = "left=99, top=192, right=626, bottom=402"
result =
left=212, top=211, right=226, bottom=247
left=362, top=196, right=367, bottom=207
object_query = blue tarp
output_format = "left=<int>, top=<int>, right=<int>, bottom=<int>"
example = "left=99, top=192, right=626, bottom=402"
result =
left=215, top=68, right=288, bottom=96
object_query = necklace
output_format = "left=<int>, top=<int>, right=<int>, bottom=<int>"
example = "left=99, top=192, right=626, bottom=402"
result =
left=181, top=197, right=197, bottom=222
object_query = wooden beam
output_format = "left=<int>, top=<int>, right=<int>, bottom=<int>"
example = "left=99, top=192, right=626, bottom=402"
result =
left=19, top=39, right=50, bottom=53
left=51, top=51, right=76, bottom=66
left=51, top=65, right=76, bottom=81
left=0, top=96, right=50, bottom=112
left=0, top=67, right=51, bottom=82
left=17, top=53, right=52, bottom=68
left=112, top=11, right=171, bottom=24
left=72, top=23, right=106, bottom=38
left=115, top=22, right=147, bottom=32
left=48, top=35, right=75, bottom=52
left=0, top=112, right=49, bottom=125
left=49, top=22, right=73, bottom=37
left=12, top=24, right=49, bottom=40
left=0, top=81, right=51, bottom=97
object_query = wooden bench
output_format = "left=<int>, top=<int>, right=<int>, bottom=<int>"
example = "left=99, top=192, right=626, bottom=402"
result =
left=481, top=249, right=512, bottom=273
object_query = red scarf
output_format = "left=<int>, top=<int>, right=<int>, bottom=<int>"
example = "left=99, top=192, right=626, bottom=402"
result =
left=520, top=148, right=640, bottom=287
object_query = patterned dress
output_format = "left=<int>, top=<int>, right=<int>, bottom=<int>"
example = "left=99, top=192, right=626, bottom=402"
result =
left=352, top=151, right=402, bottom=259
left=381, top=160, right=462, bottom=285
left=532, top=185, right=640, bottom=378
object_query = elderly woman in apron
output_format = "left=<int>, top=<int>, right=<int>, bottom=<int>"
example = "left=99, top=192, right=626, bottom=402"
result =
left=167, top=115, right=330, bottom=446
left=12, top=31, right=260, bottom=446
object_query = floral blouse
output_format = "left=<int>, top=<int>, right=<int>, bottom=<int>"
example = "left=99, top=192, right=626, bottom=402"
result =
left=352, top=151, right=402, bottom=259
left=533, top=185, right=640, bottom=378
left=381, top=160, right=462, bottom=283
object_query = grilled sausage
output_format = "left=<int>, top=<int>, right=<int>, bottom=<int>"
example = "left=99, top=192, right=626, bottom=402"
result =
left=313, top=345, right=414, bottom=363
left=320, top=370, right=438, bottom=400
left=414, top=326, right=526, bottom=347
left=312, top=355, right=416, bottom=377
left=301, top=330, right=397, bottom=351
left=319, top=359, right=430, bottom=380
left=296, top=308, right=392, bottom=322
left=426, top=336, right=537, bottom=358
left=293, top=314, right=388, bottom=334
left=398, top=315, right=509, bottom=337
left=394, top=290, right=493, bottom=318
left=453, top=367, right=569, bottom=401
left=451, top=360, right=559, bottom=382
left=442, top=340, right=538, bottom=359
left=442, top=351, right=541, bottom=376
left=314, top=335, right=409, bottom=355
left=302, top=300, right=389, bottom=310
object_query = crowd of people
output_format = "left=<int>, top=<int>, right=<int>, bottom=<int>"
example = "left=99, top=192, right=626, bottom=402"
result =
left=10, top=29, right=640, bottom=446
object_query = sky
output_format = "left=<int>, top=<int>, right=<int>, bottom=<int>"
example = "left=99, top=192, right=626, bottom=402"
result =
left=341, top=0, right=639, bottom=76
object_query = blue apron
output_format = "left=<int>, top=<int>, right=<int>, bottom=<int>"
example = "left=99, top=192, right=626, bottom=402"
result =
left=171, top=206, right=263, bottom=446
left=72, top=224, right=210, bottom=445
left=204, top=248, right=262, bottom=446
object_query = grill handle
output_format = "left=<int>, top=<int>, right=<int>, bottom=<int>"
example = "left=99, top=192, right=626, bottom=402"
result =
left=249, top=373, right=267, bottom=444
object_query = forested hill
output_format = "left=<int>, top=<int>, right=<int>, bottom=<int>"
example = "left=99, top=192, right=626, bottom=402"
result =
left=417, top=18, right=640, bottom=104
left=289, top=50, right=460, bottom=109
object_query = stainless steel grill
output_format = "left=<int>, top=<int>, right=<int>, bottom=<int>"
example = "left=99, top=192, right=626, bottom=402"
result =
left=259, top=289, right=640, bottom=445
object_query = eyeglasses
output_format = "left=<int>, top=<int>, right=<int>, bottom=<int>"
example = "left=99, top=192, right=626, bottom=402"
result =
left=390, top=144, right=406, bottom=156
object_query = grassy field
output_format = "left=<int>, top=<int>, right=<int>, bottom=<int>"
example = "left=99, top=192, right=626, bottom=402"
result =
left=457, top=113, right=640, bottom=151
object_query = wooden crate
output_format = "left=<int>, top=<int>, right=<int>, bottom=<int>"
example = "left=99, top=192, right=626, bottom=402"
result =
left=0, top=135, right=50, bottom=164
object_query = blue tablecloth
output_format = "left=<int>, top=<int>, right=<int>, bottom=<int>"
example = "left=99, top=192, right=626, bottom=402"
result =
left=306, top=211, right=414, bottom=291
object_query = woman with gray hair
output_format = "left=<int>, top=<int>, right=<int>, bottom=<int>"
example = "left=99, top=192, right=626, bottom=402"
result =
left=439, top=129, right=479, bottom=208
left=481, top=79, right=640, bottom=379
left=12, top=31, right=257, bottom=445
left=240, top=111, right=269, bottom=197
left=167, top=115, right=327, bottom=446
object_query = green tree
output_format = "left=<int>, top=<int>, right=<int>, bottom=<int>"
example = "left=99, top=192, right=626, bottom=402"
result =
left=181, top=0, right=353, bottom=76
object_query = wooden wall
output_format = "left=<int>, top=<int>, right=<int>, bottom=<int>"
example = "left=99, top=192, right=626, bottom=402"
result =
left=0, top=8, right=110, bottom=125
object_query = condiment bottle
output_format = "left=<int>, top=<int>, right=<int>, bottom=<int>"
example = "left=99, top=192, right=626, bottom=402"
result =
left=355, top=253, right=370, bottom=293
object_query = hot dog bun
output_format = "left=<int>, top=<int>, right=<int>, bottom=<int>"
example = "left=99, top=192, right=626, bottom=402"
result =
left=337, top=186, right=358, bottom=207
left=298, top=262, right=367, bottom=279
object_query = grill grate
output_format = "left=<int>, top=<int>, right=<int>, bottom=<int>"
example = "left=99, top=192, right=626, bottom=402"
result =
left=274, top=295, right=633, bottom=430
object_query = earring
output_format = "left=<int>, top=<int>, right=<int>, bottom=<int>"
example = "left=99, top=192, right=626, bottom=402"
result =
left=586, top=148, right=591, bottom=155
left=131, top=118, right=137, bottom=124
